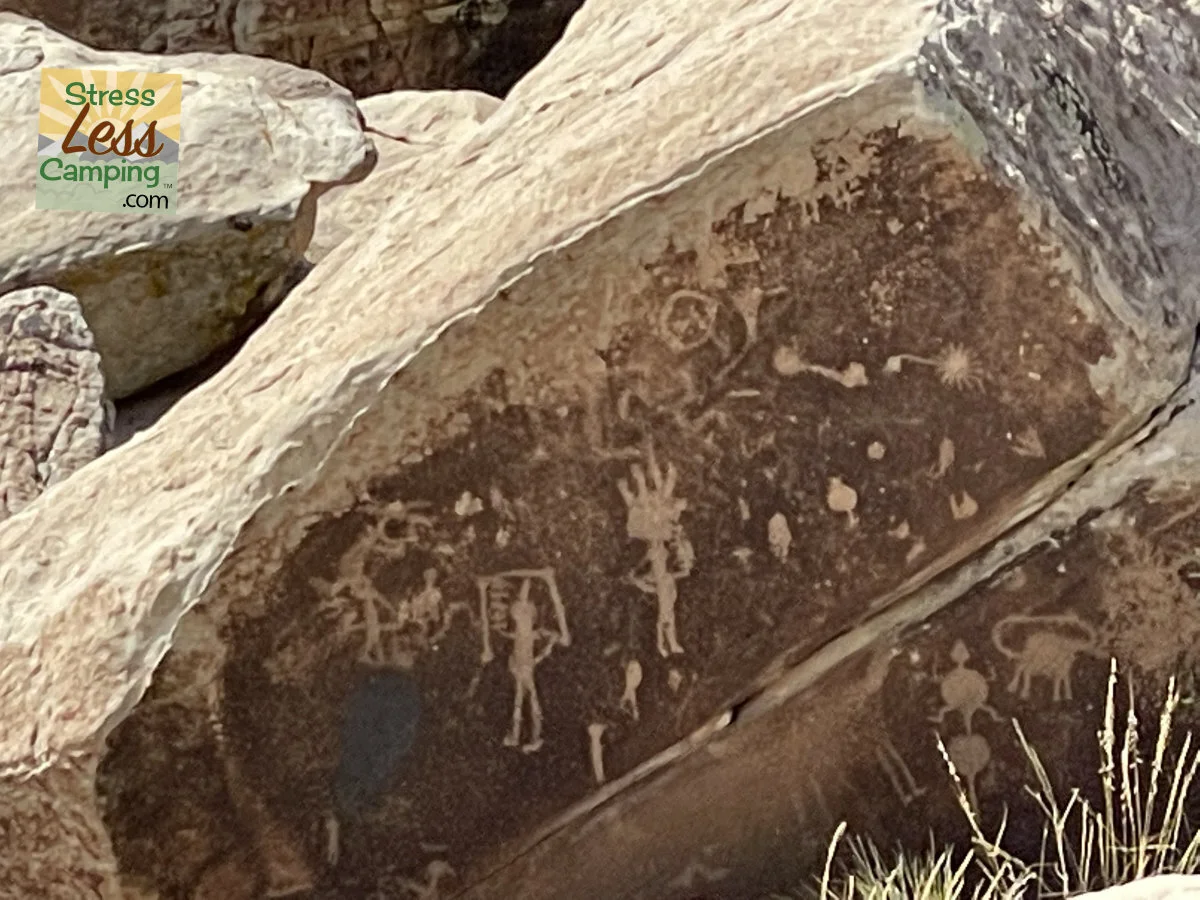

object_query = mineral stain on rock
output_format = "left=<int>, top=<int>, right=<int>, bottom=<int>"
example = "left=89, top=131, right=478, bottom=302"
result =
left=334, top=667, right=422, bottom=823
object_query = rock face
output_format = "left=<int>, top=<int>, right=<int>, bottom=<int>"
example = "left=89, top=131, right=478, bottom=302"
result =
left=0, top=0, right=1198, bottom=898
left=0, top=286, right=107, bottom=522
left=0, top=15, right=375, bottom=398
left=2, top=0, right=586, bottom=99
left=307, top=88, right=500, bottom=262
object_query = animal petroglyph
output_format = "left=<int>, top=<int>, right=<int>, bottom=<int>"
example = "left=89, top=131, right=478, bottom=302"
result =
left=772, top=346, right=869, bottom=388
left=619, top=449, right=694, bottom=657
left=826, top=477, right=859, bottom=529
left=930, top=640, right=1002, bottom=735
left=588, top=723, right=609, bottom=784
left=992, top=613, right=1102, bottom=703
left=950, top=490, right=979, bottom=521
left=477, top=569, right=571, bottom=753
left=947, top=732, right=992, bottom=812
left=884, top=343, right=983, bottom=391
left=620, top=658, right=643, bottom=721
left=767, top=512, right=793, bottom=561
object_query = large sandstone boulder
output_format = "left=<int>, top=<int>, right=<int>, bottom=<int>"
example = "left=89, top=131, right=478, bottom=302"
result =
left=307, top=88, right=500, bottom=262
left=0, top=0, right=1198, bottom=897
left=2, top=0, right=586, bottom=99
left=0, top=15, right=376, bottom=398
left=0, top=286, right=108, bottom=522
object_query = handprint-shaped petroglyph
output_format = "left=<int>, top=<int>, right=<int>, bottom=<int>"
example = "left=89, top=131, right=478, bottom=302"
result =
left=619, top=448, right=693, bottom=657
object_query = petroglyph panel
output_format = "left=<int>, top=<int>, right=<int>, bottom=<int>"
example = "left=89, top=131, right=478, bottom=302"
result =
left=97, top=88, right=1157, bottom=897
left=444, top=472, right=1200, bottom=900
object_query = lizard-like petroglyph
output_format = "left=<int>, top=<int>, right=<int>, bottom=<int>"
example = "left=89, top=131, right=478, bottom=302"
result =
left=930, top=640, right=1002, bottom=734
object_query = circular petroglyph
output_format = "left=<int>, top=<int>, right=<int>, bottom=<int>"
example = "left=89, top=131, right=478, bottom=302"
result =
left=658, top=289, right=719, bottom=352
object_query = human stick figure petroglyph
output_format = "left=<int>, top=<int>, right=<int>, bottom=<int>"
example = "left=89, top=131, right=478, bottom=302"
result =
left=618, top=447, right=694, bottom=657
left=991, top=612, right=1103, bottom=702
left=309, top=498, right=435, bottom=666
left=930, top=640, right=1002, bottom=734
left=477, top=568, right=570, bottom=753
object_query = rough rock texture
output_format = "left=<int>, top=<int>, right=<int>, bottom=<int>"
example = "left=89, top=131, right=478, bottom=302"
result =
left=0, top=286, right=107, bottom=522
left=1, top=0, right=586, bottom=99
left=307, top=89, right=500, bottom=262
left=0, top=0, right=1198, bottom=897
left=0, top=15, right=375, bottom=398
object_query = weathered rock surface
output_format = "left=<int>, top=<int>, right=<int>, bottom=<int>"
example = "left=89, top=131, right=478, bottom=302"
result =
left=307, top=89, right=500, bottom=262
left=0, top=15, right=375, bottom=398
left=2, top=0, right=586, bottom=99
left=0, top=0, right=1198, bottom=897
left=0, top=285, right=107, bottom=522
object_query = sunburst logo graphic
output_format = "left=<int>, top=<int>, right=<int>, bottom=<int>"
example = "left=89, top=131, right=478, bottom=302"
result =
left=37, top=67, right=182, bottom=214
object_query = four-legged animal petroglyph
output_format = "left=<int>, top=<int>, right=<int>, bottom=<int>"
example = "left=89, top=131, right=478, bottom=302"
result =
left=930, top=640, right=1002, bottom=735
left=478, top=569, right=571, bottom=753
left=619, top=448, right=694, bottom=657
left=992, top=613, right=1102, bottom=702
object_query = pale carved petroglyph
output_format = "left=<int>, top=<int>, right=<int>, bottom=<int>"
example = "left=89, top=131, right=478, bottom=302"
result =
left=394, top=860, right=456, bottom=900
left=826, top=477, right=859, bottom=529
left=930, top=640, right=1002, bottom=735
left=867, top=440, right=886, bottom=461
left=928, top=436, right=955, bottom=479
left=947, top=733, right=992, bottom=812
left=876, top=739, right=926, bottom=807
left=620, top=658, right=643, bottom=721
left=858, top=645, right=928, bottom=806
left=587, top=723, right=608, bottom=784
left=309, top=498, right=437, bottom=667
left=772, top=345, right=869, bottom=388
left=618, top=450, right=694, bottom=657
left=883, top=343, right=984, bottom=391
left=767, top=512, right=793, bottom=561
left=1011, top=426, right=1047, bottom=458
left=992, top=613, right=1102, bottom=702
left=929, top=640, right=999, bottom=812
left=478, top=568, right=571, bottom=752
left=950, top=490, right=979, bottom=521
